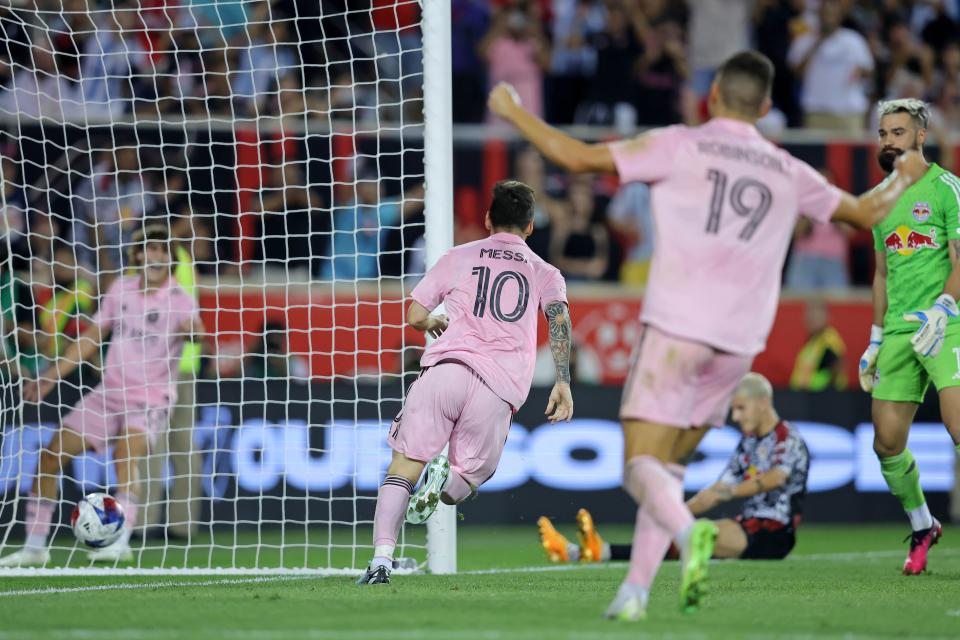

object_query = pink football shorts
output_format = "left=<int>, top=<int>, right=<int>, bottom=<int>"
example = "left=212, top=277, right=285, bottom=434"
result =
left=620, top=324, right=754, bottom=428
left=388, top=360, right=514, bottom=487
left=62, top=386, right=171, bottom=453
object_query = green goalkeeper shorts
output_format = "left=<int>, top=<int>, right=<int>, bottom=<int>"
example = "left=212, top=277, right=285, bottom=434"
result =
left=873, top=324, right=960, bottom=403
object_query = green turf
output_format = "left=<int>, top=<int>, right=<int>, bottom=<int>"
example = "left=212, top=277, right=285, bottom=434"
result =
left=1, top=524, right=959, bottom=639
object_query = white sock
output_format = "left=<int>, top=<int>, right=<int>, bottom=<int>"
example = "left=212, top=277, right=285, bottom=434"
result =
left=907, top=504, right=934, bottom=532
left=675, top=522, right=694, bottom=552
left=618, top=581, right=649, bottom=605
left=601, top=542, right=611, bottom=562
left=25, top=534, right=46, bottom=551
left=566, top=543, right=580, bottom=562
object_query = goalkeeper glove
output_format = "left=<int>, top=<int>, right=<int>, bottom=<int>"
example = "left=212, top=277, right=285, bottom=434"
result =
left=904, top=294, right=959, bottom=358
left=859, top=325, right=883, bottom=392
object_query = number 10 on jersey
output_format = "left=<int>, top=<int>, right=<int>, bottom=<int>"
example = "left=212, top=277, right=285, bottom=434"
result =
left=471, top=266, right=530, bottom=323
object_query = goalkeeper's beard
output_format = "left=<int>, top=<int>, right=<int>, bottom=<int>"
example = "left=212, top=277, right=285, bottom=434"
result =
left=877, top=138, right=920, bottom=174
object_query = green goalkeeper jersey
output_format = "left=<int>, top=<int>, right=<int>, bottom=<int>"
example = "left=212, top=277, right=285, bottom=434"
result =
left=872, top=163, right=960, bottom=335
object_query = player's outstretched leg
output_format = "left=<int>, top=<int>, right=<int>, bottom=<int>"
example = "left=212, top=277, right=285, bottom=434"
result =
left=88, top=429, right=148, bottom=563
left=406, top=454, right=450, bottom=525
left=607, top=460, right=686, bottom=621
left=538, top=516, right=575, bottom=563
left=0, top=428, right=84, bottom=567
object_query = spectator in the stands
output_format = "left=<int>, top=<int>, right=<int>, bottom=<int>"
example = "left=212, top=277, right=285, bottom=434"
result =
left=786, top=170, right=851, bottom=291
left=515, top=146, right=564, bottom=263
left=878, top=19, right=934, bottom=102
left=232, top=1, right=296, bottom=118
left=634, top=15, right=689, bottom=126
left=72, top=147, right=156, bottom=277
left=451, top=0, right=491, bottom=123
left=243, top=320, right=310, bottom=380
left=549, top=175, right=610, bottom=282
left=790, top=298, right=847, bottom=392
left=788, top=0, right=874, bottom=132
left=379, top=182, right=425, bottom=279
left=752, top=0, right=802, bottom=126
left=547, top=0, right=605, bottom=124
left=0, top=153, right=26, bottom=259
left=607, top=181, right=654, bottom=285
left=323, top=172, right=424, bottom=281
left=77, top=3, right=149, bottom=119
left=480, top=1, right=551, bottom=121
left=575, top=0, right=645, bottom=126
left=0, top=32, right=80, bottom=121
left=371, top=0, right=423, bottom=97
left=35, top=243, right=96, bottom=361
left=687, top=0, right=752, bottom=98
left=919, top=0, right=959, bottom=52
left=253, top=159, right=326, bottom=276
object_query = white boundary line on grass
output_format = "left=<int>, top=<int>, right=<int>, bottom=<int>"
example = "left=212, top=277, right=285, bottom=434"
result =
left=2, top=547, right=958, bottom=596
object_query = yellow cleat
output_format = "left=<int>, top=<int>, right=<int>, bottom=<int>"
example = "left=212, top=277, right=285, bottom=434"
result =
left=537, top=516, right=571, bottom=563
left=576, top=508, right=605, bottom=563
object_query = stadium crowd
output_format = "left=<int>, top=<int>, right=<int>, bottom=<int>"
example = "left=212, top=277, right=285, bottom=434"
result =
left=0, top=0, right=957, bottom=303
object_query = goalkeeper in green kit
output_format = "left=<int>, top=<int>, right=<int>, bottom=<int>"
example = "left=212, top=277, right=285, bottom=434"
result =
left=859, top=98, right=960, bottom=574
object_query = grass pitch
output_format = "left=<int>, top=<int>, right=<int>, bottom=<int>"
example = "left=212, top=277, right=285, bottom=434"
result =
left=0, top=524, right=958, bottom=639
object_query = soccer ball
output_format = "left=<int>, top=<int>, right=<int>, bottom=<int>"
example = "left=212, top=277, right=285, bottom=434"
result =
left=71, top=493, right=125, bottom=548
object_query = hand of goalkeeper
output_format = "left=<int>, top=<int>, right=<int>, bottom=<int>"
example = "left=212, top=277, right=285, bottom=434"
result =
left=904, top=294, right=959, bottom=358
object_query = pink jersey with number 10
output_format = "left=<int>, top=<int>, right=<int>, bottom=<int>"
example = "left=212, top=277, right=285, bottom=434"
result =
left=609, top=118, right=844, bottom=355
left=411, top=232, right=568, bottom=410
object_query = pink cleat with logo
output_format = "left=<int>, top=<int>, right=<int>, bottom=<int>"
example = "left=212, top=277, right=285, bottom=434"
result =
left=902, top=518, right=942, bottom=575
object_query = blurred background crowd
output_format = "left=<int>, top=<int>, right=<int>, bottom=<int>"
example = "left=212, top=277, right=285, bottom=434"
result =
left=0, top=0, right=957, bottom=386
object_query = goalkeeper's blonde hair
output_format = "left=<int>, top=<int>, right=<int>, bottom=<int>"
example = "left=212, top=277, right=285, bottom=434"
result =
left=877, top=98, right=929, bottom=130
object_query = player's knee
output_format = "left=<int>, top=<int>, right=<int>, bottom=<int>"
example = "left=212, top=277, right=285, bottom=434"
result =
left=872, top=436, right=905, bottom=459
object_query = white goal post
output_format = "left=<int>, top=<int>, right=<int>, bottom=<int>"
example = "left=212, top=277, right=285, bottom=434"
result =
left=0, top=0, right=454, bottom=575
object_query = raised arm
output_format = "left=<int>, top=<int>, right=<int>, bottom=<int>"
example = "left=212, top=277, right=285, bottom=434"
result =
left=23, top=321, right=104, bottom=403
left=544, top=301, right=573, bottom=423
left=488, top=83, right=615, bottom=174
left=830, top=151, right=927, bottom=228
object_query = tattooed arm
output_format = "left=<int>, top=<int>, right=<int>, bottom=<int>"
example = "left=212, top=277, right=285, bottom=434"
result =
left=544, top=301, right=574, bottom=423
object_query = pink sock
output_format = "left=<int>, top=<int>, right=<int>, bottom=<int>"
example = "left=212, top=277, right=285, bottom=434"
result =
left=372, top=475, right=413, bottom=563
left=623, top=456, right=693, bottom=539
left=115, top=492, right=139, bottom=531
left=625, top=463, right=686, bottom=587
left=24, top=495, right=55, bottom=541
left=441, top=472, right=472, bottom=504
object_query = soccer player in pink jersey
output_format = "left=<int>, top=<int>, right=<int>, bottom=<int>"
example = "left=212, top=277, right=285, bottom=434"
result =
left=0, top=225, right=203, bottom=566
left=489, top=50, right=927, bottom=618
left=357, top=180, right=574, bottom=585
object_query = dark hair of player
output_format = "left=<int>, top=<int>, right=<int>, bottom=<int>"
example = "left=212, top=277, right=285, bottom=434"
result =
left=716, top=51, right=775, bottom=118
left=128, top=223, right=173, bottom=268
left=488, top=180, right=535, bottom=231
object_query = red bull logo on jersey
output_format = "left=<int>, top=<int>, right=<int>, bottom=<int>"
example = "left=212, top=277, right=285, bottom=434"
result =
left=913, top=201, right=932, bottom=222
left=883, top=225, right=940, bottom=255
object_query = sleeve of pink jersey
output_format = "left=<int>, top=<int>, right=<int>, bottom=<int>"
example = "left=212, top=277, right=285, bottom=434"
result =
left=410, top=252, right=453, bottom=311
left=608, top=126, right=681, bottom=184
left=794, top=159, right=844, bottom=224
left=91, top=279, right=121, bottom=331
left=538, top=266, right=568, bottom=313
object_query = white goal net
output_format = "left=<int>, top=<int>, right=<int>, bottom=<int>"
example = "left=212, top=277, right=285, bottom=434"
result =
left=0, top=0, right=451, bottom=574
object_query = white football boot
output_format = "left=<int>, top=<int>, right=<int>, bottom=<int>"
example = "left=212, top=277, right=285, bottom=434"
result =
left=87, top=535, right=133, bottom=563
left=406, top=455, right=450, bottom=524
left=0, top=547, right=51, bottom=567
